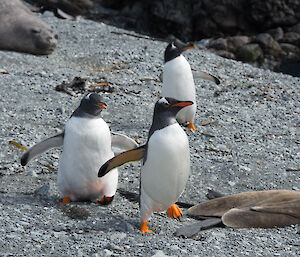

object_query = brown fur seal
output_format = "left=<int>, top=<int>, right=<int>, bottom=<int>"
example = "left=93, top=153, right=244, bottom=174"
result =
left=176, top=190, right=300, bottom=237
left=0, top=0, right=57, bottom=55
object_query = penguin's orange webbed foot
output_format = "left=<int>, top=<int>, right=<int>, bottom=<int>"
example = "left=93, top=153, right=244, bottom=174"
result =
left=187, top=123, right=196, bottom=131
left=167, top=204, right=183, bottom=220
left=96, top=195, right=115, bottom=205
left=141, top=222, right=153, bottom=234
left=61, top=196, right=71, bottom=205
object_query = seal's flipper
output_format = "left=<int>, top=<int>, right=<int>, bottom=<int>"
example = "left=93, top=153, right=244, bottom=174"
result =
left=251, top=199, right=300, bottom=219
left=21, top=132, right=64, bottom=166
left=110, top=132, right=139, bottom=155
left=188, top=190, right=298, bottom=218
left=175, top=218, right=222, bottom=237
left=206, top=189, right=225, bottom=200
left=98, top=145, right=145, bottom=177
left=193, top=71, right=220, bottom=84
left=222, top=206, right=300, bottom=228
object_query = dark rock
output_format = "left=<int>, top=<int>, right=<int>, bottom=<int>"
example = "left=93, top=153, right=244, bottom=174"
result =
left=62, top=206, right=90, bottom=220
left=266, top=27, right=284, bottom=41
left=227, top=36, right=252, bottom=52
left=280, top=32, right=300, bottom=44
left=289, top=22, right=300, bottom=34
left=276, top=57, right=300, bottom=77
left=237, top=43, right=263, bottom=62
left=214, top=50, right=236, bottom=60
left=194, top=17, right=219, bottom=38
left=25, top=0, right=300, bottom=43
left=209, top=38, right=228, bottom=50
left=34, top=182, right=59, bottom=199
left=115, top=220, right=135, bottom=232
left=248, top=0, right=300, bottom=29
left=255, top=33, right=282, bottom=56
left=25, top=0, right=94, bottom=17
left=280, top=43, right=300, bottom=55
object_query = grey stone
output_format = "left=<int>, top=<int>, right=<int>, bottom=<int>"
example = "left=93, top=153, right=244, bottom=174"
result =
left=280, top=43, right=300, bottom=55
left=34, top=182, right=58, bottom=199
left=227, top=36, right=252, bottom=52
left=101, top=249, right=113, bottom=257
left=209, top=38, right=228, bottom=50
left=214, top=50, right=236, bottom=60
left=267, top=27, right=284, bottom=41
left=115, top=220, right=135, bottom=232
left=152, top=250, right=169, bottom=257
left=109, top=232, right=127, bottom=241
left=255, top=33, right=282, bottom=56
left=280, top=32, right=300, bottom=44
left=236, top=43, right=263, bottom=62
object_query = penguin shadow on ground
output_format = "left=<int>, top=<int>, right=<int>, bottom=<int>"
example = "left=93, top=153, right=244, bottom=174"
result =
left=31, top=182, right=142, bottom=233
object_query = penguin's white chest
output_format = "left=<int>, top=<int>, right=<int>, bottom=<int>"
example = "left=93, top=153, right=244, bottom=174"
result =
left=57, top=117, right=117, bottom=201
left=141, top=123, right=190, bottom=210
left=162, top=55, right=196, bottom=123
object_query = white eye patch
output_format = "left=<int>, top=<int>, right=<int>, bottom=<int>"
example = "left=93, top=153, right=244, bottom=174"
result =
left=85, top=93, right=92, bottom=100
left=171, top=42, right=176, bottom=49
left=158, top=97, right=169, bottom=104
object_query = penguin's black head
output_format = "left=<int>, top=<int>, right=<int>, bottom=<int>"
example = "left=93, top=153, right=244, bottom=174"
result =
left=148, top=97, right=193, bottom=139
left=164, top=40, right=195, bottom=63
left=78, top=93, right=107, bottom=116
left=154, top=97, right=193, bottom=117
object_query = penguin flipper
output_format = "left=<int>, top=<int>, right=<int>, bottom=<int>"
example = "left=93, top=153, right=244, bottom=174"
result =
left=21, top=132, right=64, bottom=166
left=110, top=132, right=139, bottom=155
left=194, top=71, right=220, bottom=84
left=98, top=145, right=145, bottom=177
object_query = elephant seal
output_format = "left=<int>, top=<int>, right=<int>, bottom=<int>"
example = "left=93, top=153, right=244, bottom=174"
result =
left=0, top=0, right=57, bottom=55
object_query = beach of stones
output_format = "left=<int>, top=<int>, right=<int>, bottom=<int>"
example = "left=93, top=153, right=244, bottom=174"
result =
left=0, top=11, right=299, bottom=257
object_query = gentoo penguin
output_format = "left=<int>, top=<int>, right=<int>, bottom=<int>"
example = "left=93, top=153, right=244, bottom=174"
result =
left=162, top=40, right=197, bottom=131
left=21, top=93, right=138, bottom=204
left=98, top=97, right=193, bottom=234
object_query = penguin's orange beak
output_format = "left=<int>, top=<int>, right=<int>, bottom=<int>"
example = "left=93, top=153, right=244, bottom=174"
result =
left=182, top=45, right=195, bottom=50
left=96, top=103, right=107, bottom=109
left=171, top=101, right=193, bottom=108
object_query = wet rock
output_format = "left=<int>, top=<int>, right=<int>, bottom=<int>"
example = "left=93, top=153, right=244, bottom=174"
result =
left=214, top=50, right=236, bottom=60
left=62, top=206, right=90, bottom=220
left=280, top=32, right=300, bottom=44
left=227, top=36, right=252, bottom=52
left=280, top=43, right=300, bottom=55
left=209, top=38, right=228, bottom=50
left=255, top=33, right=282, bottom=56
left=266, top=27, right=284, bottom=41
left=289, top=22, right=300, bottom=34
left=236, top=43, right=263, bottom=62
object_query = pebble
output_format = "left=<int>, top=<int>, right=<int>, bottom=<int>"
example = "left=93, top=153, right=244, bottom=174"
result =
left=109, top=232, right=127, bottom=241
left=151, top=250, right=169, bottom=257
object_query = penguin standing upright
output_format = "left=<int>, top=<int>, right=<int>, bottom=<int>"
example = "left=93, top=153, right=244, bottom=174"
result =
left=98, top=97, right=193, bottom=234
left=162, top=40, right=196, bottom=131
left=21, top=93, right=138, bottom=204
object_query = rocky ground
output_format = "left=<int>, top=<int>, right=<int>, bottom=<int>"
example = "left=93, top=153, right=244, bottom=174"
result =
left=0, top=10, right=300, bottom=257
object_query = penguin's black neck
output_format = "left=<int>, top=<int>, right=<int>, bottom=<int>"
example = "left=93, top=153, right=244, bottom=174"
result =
left=71, top=108, right=101, bottom=119
left=164, top=52, right=181, bottom=63
left=148, top=113, right=177, bottom=141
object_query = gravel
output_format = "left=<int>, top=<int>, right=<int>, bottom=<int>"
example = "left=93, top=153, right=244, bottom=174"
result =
left=0, top=8, right=300, bottom=257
